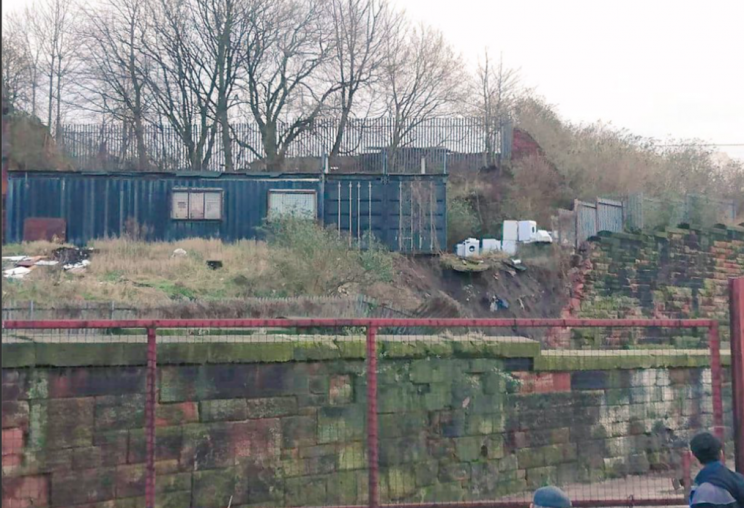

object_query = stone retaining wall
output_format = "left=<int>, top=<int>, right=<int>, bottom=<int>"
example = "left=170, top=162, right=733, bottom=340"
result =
left=571, top=225, right=744, bottom=347
left=1, top=339, right=734, bottom=508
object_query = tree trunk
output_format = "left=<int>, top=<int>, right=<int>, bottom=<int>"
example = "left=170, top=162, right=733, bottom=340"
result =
left=47, top=66, right=54, bottom=129
left=219, top=107, right=233, bottom=172
left=183, top=124, right=198, bottom=172
left=216, top=19, right=233, bottom=172
left=389, top=126, right=402, bottom=173
left=55, top=55, right=62, bottom=143
left=330, top=105, right=350, bottom=157
left=133, top=113, right=147, bottom=171
left=130, top=35, right=148, bottom=171
left=31, top=69, right=37, bottom=118
left=262, top=123, right=281, bottom=172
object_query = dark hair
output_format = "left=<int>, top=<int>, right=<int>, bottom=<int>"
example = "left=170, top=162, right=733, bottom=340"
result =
left=690, top=432, right=722, bottom=464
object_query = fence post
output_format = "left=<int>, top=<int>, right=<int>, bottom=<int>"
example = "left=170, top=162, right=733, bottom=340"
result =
left=730, top=278, right=744, bottom=473
left=145, top=327, right=158, bottom=508
left=366, top=326, right=379, bottom=508
left=708, top=322, right=725, bottom=450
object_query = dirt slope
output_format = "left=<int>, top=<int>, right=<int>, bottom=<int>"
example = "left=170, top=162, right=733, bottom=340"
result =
left=366, top=250, right=571, bottom=336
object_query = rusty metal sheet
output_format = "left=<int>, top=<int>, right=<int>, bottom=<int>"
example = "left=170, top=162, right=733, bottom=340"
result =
left=23, top=217, right=66, bottom=242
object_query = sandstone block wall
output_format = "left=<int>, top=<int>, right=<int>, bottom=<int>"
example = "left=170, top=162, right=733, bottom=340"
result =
left=1, top=340, right=734, bottom=508
left=568, top=226, right=744, bottom=347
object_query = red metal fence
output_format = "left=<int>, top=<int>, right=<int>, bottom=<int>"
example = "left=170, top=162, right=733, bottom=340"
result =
left=2, top=317, right=740, bottom=508
left=731, top=278, right=744, bottom=472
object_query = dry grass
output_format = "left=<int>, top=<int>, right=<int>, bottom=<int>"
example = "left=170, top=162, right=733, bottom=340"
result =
left=2, top=241, right=76, bottom=257
left=2, top=223, right=398, bottom=306
left=3, top=238, right=273, bottom=305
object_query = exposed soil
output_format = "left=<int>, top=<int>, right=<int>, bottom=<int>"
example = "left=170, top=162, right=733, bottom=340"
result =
left=366, top=249, right=571, bottom=339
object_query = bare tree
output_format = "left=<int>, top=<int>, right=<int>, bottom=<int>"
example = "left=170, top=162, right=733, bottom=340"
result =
left=1, top=13, right=33, bottom=113
left=29, top=0, right=79, bottom=138
left=3, top=10, right=46, bottom=118
left=192, top=0, right=250, bottom=171
left=79, top=0, right=152, bottom=169
left=380, top=22, right=465, bottom=171
left=235, top=0, right=339, bottom=171
left=142, top=0, right=218, bottom=171
left=327, top=0, right=394, bottom=156
left=472, top=50, right=522, bottom=168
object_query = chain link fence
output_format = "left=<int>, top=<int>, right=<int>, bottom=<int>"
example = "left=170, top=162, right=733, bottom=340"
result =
left=1, top=317, right=737, bottom=508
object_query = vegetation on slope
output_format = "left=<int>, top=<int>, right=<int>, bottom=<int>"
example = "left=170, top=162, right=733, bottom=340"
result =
left=446, top=95, right=744, bottom=246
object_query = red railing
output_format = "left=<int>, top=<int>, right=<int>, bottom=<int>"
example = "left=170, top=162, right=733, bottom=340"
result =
left=731, top=278, right=744, bottom=472
left=3, top=316, right=737, bottom=508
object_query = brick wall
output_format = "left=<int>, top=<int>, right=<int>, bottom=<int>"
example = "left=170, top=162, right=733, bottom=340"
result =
left=563, top=226, right=744, bottom=347
left=1, top=340, right=733, bottom=508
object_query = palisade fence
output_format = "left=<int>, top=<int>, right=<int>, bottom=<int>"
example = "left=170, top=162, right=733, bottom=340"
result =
left=58, top=117, right=512, bottom=173
left=624, top=193, right=739, bottom=232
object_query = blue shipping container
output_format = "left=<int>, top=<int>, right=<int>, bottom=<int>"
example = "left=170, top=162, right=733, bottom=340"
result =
left=5, top=171, right=447, bottom=254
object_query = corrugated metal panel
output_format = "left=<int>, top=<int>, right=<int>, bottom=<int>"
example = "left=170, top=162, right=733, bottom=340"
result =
left=324, top=174, right=447, bottom=254
left=596, top=198, right=624, bottom=234
left=6, top=171, right=321, bottom=245
left=573, top=198, right=624, bottom=247
left=6, top=171, right=447, bottom=253
left=576, top=200, right=597, bottom=246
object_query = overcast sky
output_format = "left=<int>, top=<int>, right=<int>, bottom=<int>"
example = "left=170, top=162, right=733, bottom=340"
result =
left=396, top=0, right=744, bottom=161
left=4, top=0, right=743, bottom=160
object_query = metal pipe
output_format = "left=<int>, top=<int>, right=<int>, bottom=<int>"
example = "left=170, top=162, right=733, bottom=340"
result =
left=357, top=182, right=361, bottom=247
left=730, top=277, right=744, bottom=473
left=398, top=181, right=402, bottom=251
left=349, top=181, right=353, bottom=247
left=145, top=327, right=157, bottom=508
left=1, top=94, right=8, bottom=244
left=430, top=181, right=435, bottom=251
left=4, top=318, right=719, bottom=330
left=366, top=326, right=379, bottom=508
left=708, top=322, right=725, bottom=452
left=338, top=182, right=341, bottom=234
left=410, top=182, right=414, bottom=252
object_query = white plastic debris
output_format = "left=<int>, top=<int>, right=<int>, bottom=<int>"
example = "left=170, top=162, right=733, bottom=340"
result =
left=3, top=267, right=32, bottom=279
left=172, top=248, right=188, bottom=258
left=34, top=260, right=59, bottom=266
left=63, top=259, right=91, bottom=271
left=2, top=256, right=28, bottom=262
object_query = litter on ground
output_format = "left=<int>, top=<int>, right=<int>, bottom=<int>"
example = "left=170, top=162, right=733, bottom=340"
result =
left=3, top=248, right=93, bottom=279
left=4, top=267, right=33, bottom=279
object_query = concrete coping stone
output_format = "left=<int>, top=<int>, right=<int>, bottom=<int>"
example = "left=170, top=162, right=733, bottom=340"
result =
left=591, top=224, right=744, bottom=243
left=535, top=349, right=731, bottom=371
left=0, top=333, right=539, bottom=368
left=1, top=333, right=731, bottom=371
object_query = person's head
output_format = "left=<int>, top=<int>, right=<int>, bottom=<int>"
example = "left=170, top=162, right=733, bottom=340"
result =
left=532, top=486, right=571, bottom=508
left=690, top=432, right=723, bottom=465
